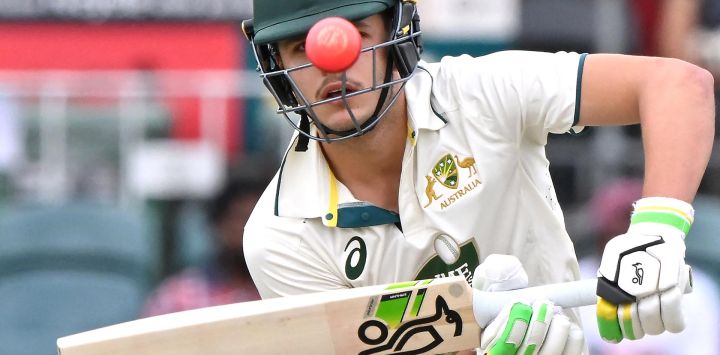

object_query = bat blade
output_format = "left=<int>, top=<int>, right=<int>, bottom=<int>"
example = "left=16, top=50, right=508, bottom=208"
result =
left=57, top=276, right=479, bottom=355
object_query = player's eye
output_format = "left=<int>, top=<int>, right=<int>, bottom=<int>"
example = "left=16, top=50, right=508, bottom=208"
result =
left=294, top=41, right=306, bottom=53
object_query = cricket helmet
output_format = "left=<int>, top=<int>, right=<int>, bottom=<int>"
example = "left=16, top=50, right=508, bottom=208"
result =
left=242, top=0, right=423, bottom=147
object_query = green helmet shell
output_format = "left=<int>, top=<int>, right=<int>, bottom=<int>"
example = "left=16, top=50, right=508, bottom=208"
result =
left=252, top=0, right=396, bottom=44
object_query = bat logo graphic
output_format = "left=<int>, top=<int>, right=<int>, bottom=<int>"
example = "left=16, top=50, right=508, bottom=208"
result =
left=357, top=295, right=462, bottom=355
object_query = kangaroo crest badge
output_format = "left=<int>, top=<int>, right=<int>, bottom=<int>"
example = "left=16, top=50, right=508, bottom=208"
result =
left=424, top=153, right=481, bottom=209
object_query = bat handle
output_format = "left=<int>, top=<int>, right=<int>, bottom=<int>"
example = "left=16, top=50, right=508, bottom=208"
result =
left=473, top=279, right=598, bottom=328
left=473, top=268, right=694, bottom=328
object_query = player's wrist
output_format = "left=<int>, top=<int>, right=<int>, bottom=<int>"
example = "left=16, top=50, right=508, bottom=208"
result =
left=627, top=197, right=694, bottom=238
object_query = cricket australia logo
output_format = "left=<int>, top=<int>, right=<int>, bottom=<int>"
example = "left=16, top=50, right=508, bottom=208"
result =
left=423, top=153, right=481, bottom=209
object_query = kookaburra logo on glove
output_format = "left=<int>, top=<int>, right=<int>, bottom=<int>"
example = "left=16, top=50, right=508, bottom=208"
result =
left=632, top=262, right=644, bottom=285
left=597, top=234, right=669, bottom=305
left=596, top=197, right=694, bottom=343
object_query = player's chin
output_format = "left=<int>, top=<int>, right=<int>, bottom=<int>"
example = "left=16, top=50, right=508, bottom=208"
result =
left=317, top=112, right=373, bottom=136
left=313, top=102, right=367, bottom=125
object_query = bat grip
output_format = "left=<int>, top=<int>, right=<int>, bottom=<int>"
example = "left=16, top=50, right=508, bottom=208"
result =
left=473, top=278, right=597, bottom=328
left=473, top=268, right=694, bottom=328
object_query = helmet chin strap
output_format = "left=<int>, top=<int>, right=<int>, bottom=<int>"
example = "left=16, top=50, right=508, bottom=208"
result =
left=294, top=53, right=396, bottom=151
left=294, top=111, right=312, bottom=152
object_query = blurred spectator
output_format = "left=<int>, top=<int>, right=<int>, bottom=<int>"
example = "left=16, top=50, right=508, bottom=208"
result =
left=418, top=0, right=520, bottom=43
left=630, top=0, right=696, bottom=60
left=578, top=178, right=720, bottom=355
left=697, top=0, right=720, bottom=84
left=0, top=88, right=23, bottom=175
left=141, top=168, right=271, bottom=316
left=0, top=88, right=22, bottom=191
left=418, top=0, right=520, bottom=58
left=656, top=0, right=701, bottom=63
left=627, top=0, right=720, bottom=194
left=631, top=0, right=720, bottom=79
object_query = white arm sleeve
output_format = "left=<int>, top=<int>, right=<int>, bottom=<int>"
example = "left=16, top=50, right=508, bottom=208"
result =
left=243, top=186, right=347, bottom=299
left=435, top=50, right=585, bottom=144
left=244, top=223, right=348, bottom=299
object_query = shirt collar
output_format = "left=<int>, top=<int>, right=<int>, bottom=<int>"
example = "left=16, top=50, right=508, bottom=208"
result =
left=273, top=131, right=332, bottom=221
left=406, top=61, right=448, bottom=132
left=274, top=133, right=401, bottom=228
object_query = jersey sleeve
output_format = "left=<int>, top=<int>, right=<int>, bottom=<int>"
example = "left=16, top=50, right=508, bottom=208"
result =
left=244, top=226, right=348, bottom=299
left=436, top=51, right=586, bottom=144
left=243, top=191, right=347, bottom=299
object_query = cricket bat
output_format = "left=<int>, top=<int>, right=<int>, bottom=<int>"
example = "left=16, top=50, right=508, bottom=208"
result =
left=58, top=276, right=597, bottom=355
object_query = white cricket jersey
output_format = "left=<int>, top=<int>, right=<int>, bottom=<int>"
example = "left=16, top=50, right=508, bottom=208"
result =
left=245, top=51, right=588, bottom=304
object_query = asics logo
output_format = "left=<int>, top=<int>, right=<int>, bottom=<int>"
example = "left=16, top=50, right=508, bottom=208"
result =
left=344, top=236, right=367, bottom=280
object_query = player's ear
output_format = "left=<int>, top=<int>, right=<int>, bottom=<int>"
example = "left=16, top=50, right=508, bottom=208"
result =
left=390, top=66, right=402, bottom=81
left=273, top=47, right=285, bottom=69
left=269, top=41, right=289, bottom=69
left=390, top=1, right=422, bottom=78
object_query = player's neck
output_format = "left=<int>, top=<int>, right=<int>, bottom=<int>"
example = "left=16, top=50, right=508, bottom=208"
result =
left=320, top=96, right=407, bottom=212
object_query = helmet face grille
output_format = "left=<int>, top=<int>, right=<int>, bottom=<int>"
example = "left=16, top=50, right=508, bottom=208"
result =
left=248, top=1, right=422, bottom=143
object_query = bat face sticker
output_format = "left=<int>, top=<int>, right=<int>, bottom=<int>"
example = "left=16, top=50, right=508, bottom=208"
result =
left=357, top=290, right=463, bottom=355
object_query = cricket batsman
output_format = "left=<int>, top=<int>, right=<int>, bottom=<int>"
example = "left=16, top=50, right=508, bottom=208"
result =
left=240, top=0, right=715, bottom=354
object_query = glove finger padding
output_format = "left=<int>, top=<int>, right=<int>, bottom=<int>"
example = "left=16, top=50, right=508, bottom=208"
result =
left=617, top=302, right=645, bottom=340
left=480, top=302, right=532, bottom=355
left=561, top=323, right=585, bottom=355
left=536, top=314, right=569, bottom=355
left=536, top=313, right=586, bottom=355
left=517, top=300, right=554, bottom=355
left=661, top=286, right=686, bottom=333
left=596, top=297, right=623, bottom=343
left=597, top=295, right=657, bottom=342
left=598, top=272, right=690, bottom=341
left=638, top=294, right=664, bottom=335
left=661, top=264, right=692, bottom=333
left=635, top=284, right=687, bottom=336
left=481, top=301, right=584, bottom=355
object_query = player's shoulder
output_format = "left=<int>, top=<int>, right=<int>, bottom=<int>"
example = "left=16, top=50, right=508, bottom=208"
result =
left=245, top=173, right=278, bottom=226
left=425, top=50, right=582, bottom=76
left=413, top=51, right=540, bottom=109
left=244, top=172, right=314, bottom=245
left=247, top=176, right=295, bottom=225
left=416, top=51, right=530, bottom=94
left=417, top=50, right=584, bottom=109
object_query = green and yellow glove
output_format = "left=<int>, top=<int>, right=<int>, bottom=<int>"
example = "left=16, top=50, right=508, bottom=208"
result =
left=596, top=196, right=694, bottom=343
left=474, top=255, right=584, bottom=355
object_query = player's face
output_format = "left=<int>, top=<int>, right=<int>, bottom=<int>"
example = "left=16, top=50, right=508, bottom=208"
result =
left=277, top=14, right=396, bottom=133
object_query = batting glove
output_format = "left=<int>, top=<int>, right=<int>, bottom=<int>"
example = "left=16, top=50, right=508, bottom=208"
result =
left=597, top=196, right=694, bottom=343
left=474, top=254, right=584, bottom=355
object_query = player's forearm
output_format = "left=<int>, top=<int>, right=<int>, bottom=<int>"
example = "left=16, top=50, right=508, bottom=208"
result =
left=638, top=59, right=715, bottom=202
